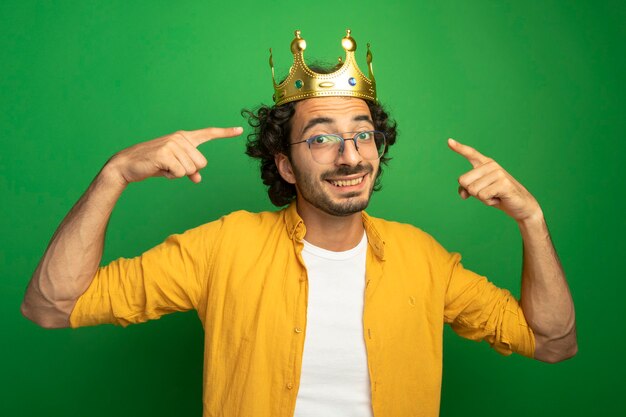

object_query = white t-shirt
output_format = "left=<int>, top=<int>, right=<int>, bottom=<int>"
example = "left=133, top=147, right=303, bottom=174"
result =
left=294, top=232, right=373, bottom=417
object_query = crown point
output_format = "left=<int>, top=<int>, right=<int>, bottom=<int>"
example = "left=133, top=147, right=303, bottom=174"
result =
left=291, top=30, right=306, bottom=54
left=341, top=33, right=356, bottom=52
left=342, top=38, right=356, bottom=51
left=342, top=29, right=356, bottom=51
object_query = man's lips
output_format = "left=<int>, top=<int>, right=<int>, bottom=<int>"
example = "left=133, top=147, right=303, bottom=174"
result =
left=325, top=173, right=368, bottom=188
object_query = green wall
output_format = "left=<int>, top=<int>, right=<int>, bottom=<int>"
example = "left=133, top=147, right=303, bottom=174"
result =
left=2, top=1, right=624, bottom=415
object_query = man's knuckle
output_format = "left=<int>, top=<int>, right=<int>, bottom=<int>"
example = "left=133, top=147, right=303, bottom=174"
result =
left=162, top=141, right=175, bottom=152
left=155, top=147, right=169, bottom=160
left=170, top=131, right=189, bottom=144
left=477, top=189, right=490, bottom=200
left=197, top=157, right=208, bottom=169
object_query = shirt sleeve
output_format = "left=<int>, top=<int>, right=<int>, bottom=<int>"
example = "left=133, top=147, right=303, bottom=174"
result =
left=432, top=237, right=535, bottom=358
left=69, top=219, right=222, bottom=328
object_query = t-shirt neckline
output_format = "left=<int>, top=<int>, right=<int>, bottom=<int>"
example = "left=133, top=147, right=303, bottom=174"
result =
left=302, top=231, right=368, bottom=261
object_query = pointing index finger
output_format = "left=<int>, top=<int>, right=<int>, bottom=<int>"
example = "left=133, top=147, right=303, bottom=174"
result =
left=447, top=138, right=489, bottom=168
left=185, top=126, right=244, bottom=147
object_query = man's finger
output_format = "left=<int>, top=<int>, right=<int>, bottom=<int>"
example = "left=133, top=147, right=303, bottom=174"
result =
left=447, top=138, right=490, bottom=168
left=185, top=126, right=244, bottom=147
left=458, top=162, right=498, bottom=188
left=171, top=146, right=199, bottom=176
left=458, top=185, right=470, bottom=200
left=176, top=137, right=209, bottom=170
left=464, top=169, right=502, bottom=199
left=188, top=172, right=202, bottom=183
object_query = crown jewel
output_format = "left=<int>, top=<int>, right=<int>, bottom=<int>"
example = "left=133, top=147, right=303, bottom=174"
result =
left=270, top=29, right=377, bottom=106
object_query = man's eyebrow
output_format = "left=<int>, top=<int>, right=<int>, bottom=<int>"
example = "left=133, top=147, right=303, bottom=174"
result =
left=300, top=114, right=374, bottom=138
left=301, top=117, right=333, bottom=138
left=353, top=114, right=374, bottom=124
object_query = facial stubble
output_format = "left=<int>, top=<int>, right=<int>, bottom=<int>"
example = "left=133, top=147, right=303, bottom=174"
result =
left=291, top=163, right=377, bottom=217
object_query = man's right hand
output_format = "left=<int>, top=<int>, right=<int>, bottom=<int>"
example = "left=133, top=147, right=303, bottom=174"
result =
left=21, top=125, right=243, bottom=328
left=106, top=126, right=244, bottom=185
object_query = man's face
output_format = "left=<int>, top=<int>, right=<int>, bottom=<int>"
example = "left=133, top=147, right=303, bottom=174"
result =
left=280, top=97, right=380, bottom=217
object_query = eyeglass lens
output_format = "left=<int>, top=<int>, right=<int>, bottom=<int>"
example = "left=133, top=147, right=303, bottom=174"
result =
left=309, top=131, right=385, bottom=164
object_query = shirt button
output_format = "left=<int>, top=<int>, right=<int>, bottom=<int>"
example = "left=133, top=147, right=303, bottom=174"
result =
left=286, top=382, right=294, bottom=389
left=294, top=327, right=302, bottom=333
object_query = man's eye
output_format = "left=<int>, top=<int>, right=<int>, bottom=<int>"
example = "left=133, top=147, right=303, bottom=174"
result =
left=357, top=131, right=373, bottom=141
left=312, top=135, right=337, bottom=144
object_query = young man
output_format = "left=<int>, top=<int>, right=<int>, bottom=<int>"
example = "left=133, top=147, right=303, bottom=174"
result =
left=21, top=30, right=577, bottom=417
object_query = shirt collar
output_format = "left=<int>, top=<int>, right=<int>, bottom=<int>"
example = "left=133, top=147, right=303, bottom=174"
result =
left=283, top=201, right=385, bottom=260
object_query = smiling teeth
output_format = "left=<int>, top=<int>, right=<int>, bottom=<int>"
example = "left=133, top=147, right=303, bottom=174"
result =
left=330, top=177, right=364, bottom=187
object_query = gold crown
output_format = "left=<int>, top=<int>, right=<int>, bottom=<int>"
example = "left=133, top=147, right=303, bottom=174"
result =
left=270, top=29, right=376, bottom=106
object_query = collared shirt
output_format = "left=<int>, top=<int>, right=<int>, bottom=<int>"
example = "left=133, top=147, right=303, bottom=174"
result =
left=70, top=202, right=535, bottom=417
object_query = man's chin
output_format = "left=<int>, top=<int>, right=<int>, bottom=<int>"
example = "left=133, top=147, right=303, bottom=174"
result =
left=320, top=180, right=376, bottom=216
left=317, top=196, right=371, bottom=217
left=295, top=171, right=376, bottom=217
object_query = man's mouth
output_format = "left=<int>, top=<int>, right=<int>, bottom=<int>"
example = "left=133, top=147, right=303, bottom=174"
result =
left=328, top=176, right=365, bottom=187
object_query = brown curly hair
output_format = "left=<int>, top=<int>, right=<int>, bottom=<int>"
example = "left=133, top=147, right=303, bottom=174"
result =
left=242, top=69, right=397, bottom=207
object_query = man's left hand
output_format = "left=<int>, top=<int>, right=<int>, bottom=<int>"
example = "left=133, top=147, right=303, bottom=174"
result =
left=447, top=138, right=542, bottom=223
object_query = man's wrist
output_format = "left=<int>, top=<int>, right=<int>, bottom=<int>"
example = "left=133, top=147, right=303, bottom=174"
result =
left=97, top=159, right=129, bottom=192
left=517, top=207, right=547, bottom=236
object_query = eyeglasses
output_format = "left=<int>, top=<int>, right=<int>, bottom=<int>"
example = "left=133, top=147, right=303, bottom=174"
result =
left=288, top=130, right=386, bottom=164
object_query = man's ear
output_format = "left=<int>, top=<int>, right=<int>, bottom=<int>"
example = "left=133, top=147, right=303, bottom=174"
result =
left=275, top=153, right=296, bottom=184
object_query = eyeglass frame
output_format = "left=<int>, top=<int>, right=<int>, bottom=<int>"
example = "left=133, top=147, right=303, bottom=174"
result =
left=287, top=130, right=387, bottom=164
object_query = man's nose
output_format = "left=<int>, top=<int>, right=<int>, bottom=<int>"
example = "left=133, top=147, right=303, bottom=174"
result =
left=336, top=138, right=363, bottom=166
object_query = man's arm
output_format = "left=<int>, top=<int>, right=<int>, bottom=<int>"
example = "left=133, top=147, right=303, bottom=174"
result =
left=517, top=213, right=577, bottom=362
left=21, top=126, right=243, bottom=329
left=448, top=138, right=577, bottom=363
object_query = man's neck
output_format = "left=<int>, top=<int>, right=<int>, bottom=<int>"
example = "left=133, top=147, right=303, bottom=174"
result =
left=295, top=199, right=365, bottom=252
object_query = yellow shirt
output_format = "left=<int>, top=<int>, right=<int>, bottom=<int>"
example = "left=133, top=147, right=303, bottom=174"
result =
left=70, top=202, right=535, bottom=417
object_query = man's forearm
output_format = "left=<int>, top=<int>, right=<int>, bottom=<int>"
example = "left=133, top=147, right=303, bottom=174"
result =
left=21, top=164, right=127, bottom=328
left=446, top=139, right=577, bottom=362
left=518, top=210, right=577, bottom=362
left=21, top=126, right=242, bottom=328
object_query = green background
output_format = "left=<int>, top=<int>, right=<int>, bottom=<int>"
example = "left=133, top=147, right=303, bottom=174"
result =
left=2, top=0, right=624, bottom=415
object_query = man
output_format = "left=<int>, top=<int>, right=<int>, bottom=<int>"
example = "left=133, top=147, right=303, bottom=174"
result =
left=21, top=30, right=577, bottom=417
